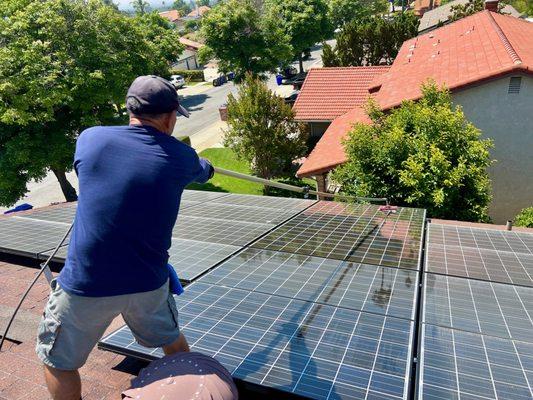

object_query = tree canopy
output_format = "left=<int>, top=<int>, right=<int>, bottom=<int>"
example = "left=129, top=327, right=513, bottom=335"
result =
left=173, top=0, right=191, bottom=15
left=266, top=0, right=332, bottom=72
left=200, top=0, right=292, bottom=78
left=131, top=0, right=150, bottom=15
left=0, top=0, right=183, bottom=205
left=333, top=83, right=493, bottom=222
left=224, top=74, right=308, bottom=185
left=328, top=0, right=388, bottom=28
left=322, top=12, right=419, bottom=66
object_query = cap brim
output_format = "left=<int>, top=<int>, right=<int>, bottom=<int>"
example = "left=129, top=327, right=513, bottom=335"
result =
left=177, top=104, right=190, bottom=118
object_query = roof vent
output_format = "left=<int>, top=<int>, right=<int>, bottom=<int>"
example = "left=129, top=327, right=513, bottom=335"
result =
left=485, top=0, right=499, bottom=12
left=508, top=76, right=521, bottom=94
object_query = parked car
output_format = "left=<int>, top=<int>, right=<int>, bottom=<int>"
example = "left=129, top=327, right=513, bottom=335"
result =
left=284, top=72, right=307, bottom=89
left=284, top=91, right=299, bottom=107
left=212, top=74, right=228, bottom=87
left=169, top=74, right=185, bottom=89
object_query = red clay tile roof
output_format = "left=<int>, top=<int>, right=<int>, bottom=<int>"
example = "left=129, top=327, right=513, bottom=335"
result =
left=297, top=107, right=371, bottom=177
left=293, top=66, right=391, bottom=122
left=374, top=11, right=533, bottom=110
left=159, top=9, right=181, bottom=22
left=187, top=5, right=211, bottom=17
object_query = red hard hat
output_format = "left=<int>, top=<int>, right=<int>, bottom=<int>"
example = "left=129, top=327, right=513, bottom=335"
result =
left=122, top=352, right=238, bottom=400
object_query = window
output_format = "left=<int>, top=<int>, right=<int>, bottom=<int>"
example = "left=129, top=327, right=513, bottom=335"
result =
left=508, top=77, right=521, bottom=94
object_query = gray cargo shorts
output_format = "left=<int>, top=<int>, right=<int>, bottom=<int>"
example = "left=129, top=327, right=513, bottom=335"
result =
left=36, top=279, right=181, bottom=370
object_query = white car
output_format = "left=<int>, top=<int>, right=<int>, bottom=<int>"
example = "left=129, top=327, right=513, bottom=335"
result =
left=169, top=74, right=185, bottom=89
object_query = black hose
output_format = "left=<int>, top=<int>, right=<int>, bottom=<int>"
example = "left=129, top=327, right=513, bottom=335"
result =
left=0, top=222, right=73, bottom=352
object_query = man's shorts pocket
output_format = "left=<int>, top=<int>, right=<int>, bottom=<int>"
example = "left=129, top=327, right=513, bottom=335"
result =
left=36, top=307, right=61, bottom=358
left=167, top=295, right=179, bottom=328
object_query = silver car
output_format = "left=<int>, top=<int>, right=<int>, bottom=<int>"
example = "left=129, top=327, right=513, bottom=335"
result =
left=170, top=74, right=185, bottom=89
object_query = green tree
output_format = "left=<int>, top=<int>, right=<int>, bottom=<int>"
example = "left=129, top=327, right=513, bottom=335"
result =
left=322, top=12, right=419, bottom=66
left=131, top=0, right=150, bottom=15
left=224, top=74, right=308, bottom=186
left=450, top=0, right=506, bottom=20
left=328, top=0, right=388, bottom=28
left=173, top=0, right=192, bottom=15
left=266, top=0, right=332, bottom=73
left=201, top=0, right=292, bottom=78
left=514, top=207, right=533, bottom=228
left=0, top=0, right=183, bottom=205
left=196, top=0, right=210, bottom=6
left=333, top=83, right=493, bottom=222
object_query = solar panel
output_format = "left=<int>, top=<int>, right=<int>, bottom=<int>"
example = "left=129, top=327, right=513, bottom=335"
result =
left=199, top=248, right=419, bottom=320
left=423, top=274, right=533, bottom=343
left=16, top=203, right=76, bottom=224
left=181, top=190, right=229, bottom=202
left=100, top=282, right=415, bottom=400
left=428, top=224, right=533, bottom=255
left=172, top=216, right=275, bottom=246
left=180, top=202, right=305, bottom=225
left=426, top=243, right=533, bottom=287
left=418, top=324, right=533, bottom=400
left=39, top=244, right=69, bottom=262
left=0, top=217, right=71, bottom=258
left=251, top=202, right=425, bottom=270
left=168, top=239, right=240, bottom=282
left=211, top=193, right=316, bottom=210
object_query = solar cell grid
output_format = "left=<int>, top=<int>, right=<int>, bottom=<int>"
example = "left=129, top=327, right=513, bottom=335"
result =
left=200, top=248, right=419, bottom=319
left=167, top=239, right=240, bottom=282
left=0, top=217, right=71, bottom=257
left=423, top=274, right=533, bottom=343
left=180, top=202, right=303, bottom=225
left=251, top=202, right=425, bottom=270
left=181, top=190, right=229, bottom=202
left=172, top=216, right=275, bottom=246
left=210, top=193, right=316, bottom=210
left=100, top=282, right=415, bottom=400
left=426, top=243, right=533, bottom=287
left=429, top=224, right=533, bottom=255
left=419, top=324, right=533, bottom=400
left=39, top=244, right=69, bottom=262
left=16, top=203, right=76, bottom=225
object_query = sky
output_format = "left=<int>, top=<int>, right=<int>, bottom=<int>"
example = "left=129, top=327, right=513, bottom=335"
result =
left=115, top=0, right=177, bottom=11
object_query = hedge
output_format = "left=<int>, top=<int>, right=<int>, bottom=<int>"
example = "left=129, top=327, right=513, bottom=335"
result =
left=514, top=206, right=533, bottom=228
left=170, top=69, right=205, bottom=82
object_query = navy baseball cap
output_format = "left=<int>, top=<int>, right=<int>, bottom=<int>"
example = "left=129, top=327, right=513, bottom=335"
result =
left=126, top=75, right=189, bottom=118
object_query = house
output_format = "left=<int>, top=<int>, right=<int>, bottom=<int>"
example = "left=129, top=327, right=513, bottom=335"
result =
left=174, top=37, right=204, bottom=70
left=186, top=5, right=211, bottom=18
left=158, top=9, right=181, bottom=25
left=297, top=5, right=533, bottom=223
left=292, top=66, right=390, bottom=142
left=418, top=0, right=522, bottom=33
left=413, top=0, right=441, bottom=17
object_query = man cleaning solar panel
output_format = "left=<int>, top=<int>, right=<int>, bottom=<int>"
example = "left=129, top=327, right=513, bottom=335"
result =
left=34, top=76, right=237, bottom=400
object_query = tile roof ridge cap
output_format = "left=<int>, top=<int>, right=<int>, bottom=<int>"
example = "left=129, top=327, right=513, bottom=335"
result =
left=487, top=10, right=522, bottom=65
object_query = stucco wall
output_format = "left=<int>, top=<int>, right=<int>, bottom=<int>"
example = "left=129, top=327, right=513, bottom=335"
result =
left=452, top=75, right=533, bottom=224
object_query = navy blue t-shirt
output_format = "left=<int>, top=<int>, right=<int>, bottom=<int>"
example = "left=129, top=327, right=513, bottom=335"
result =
left=57, top=125, right=211, bottom=297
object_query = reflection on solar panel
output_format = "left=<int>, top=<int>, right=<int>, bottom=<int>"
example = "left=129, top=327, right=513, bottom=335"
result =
left=211, top=193, right=316, bottom=210
left=100, top=283, right=414, bottom=400
left=200, top=248, right=419, bottom=319
left=418, top=325, right=533, bottom=400
left=181, top=202, right=305, bottom=225
left=16, top=203, right=76, bottom=224
left=251, top=202, right=425, bottom=269
left=426, top=243, right=533, bottom=287
left=168, top=239, right=240, bottom=282
left=428, top=224, right=533, bottom=255
left=181, top=190, right=229, bottom=202
left=0, top=217, right=71, bottom=257
left=172, top=216, right=275, bottom=246
left=423, top=274, right=533, bottom=343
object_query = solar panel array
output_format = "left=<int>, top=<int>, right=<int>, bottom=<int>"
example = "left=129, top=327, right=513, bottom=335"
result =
left=418, top=223, right=533, bottom=399
left=100, top=200, right=426, bottom=399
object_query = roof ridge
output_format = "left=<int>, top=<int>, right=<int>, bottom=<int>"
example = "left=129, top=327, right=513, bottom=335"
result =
left=486, top=11, right=522, bottom=65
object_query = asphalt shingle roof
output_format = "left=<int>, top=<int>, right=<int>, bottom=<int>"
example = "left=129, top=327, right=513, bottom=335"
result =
left=292, top=66, right=390, bottom=122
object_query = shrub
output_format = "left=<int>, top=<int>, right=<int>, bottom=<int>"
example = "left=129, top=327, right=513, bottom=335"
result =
left=514, top=207, right=533, bottom=228
left=170, top=69, right=205, bottom=82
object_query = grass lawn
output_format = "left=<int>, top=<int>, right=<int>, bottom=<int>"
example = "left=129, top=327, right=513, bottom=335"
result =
left=187, top=148, right=315, bottom=198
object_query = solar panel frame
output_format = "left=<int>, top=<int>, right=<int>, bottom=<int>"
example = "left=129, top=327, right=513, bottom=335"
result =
left=251, top=202, right=425, bottom=270
left=0, top=216, right=71, bottom=258
left=199, top=248, right=419, bottom=320
left=172, top=215, right=276, bottom=246
left=422, top=273, right=533, bottom=343
left=417, top=324, right=533, bottom=400
left=100, top=282, right=415, bottom=400
left=426, top=243, right=533, bottom=287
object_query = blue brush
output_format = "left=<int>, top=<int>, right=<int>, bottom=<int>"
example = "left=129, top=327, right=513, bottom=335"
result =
left=167, top=264, right=184, bottom=295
